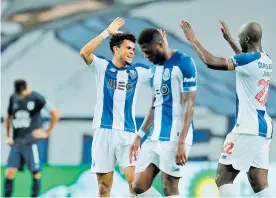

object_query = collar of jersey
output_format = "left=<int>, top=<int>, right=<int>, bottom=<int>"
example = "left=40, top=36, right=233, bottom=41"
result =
left=108, top=60, right=130, bottom=71
left=156, top=50, right=179, bottom=67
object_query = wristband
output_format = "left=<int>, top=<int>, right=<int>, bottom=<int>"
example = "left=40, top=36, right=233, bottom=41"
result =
left=100, top=30, right=110, bottom=39
left=137, top=129, right=146, bottom=138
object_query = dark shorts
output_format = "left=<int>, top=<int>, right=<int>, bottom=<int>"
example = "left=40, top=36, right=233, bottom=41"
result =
left=7, top=143, right=40, bottom=172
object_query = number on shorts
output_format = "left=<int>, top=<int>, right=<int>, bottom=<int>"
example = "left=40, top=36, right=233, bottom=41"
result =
left=222, top=142, right=234, bottom=155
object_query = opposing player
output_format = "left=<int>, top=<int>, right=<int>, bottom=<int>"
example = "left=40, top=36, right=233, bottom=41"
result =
left=129, top=28, right=197, bottom=196
left=181, top=20, right=273, bottom=197
left=4, top=79, right=60, bottom=197
left=80, top=18, right=159, bottom=197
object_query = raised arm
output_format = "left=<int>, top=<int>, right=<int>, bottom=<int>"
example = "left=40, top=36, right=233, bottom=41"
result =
left=80, top=17, right=125, bottom=65
left=219, top=20, right=242, bottom=54
left=180, top=20, right=234, bottom=71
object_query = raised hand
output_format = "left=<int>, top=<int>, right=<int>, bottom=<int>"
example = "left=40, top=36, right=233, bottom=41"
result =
left=219, top=20, right=232, bottom=41
left=157, top=29, right=169, bottom=46
left=106, top=17, right=125, bottom=35
left=180, top=20, right=196, bottom=43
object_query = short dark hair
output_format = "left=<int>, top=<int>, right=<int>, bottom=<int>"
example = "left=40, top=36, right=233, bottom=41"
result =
left=14, top=79, right=27, bottom=94
left=109, top=33, right=136, bottom=53
left=138, top=28, right=162, bottom=45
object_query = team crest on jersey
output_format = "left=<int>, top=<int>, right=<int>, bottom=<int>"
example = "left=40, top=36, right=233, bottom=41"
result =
left=162, top=68, right=170, bottom=81
left=128, top=70, right=137, bottom=80
left=27, top=101, right=35, bottom=110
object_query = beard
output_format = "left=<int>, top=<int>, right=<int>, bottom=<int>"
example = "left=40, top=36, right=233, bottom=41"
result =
left=152, top=52, right=166, bottom=65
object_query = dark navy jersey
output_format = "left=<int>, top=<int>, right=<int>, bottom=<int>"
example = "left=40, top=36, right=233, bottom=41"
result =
left=7, top=91, right=47, bottom=144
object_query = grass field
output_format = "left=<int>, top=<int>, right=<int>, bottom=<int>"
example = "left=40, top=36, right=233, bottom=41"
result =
left=1, top=165, right=90, bottom=197
left=1, top=165, right=163, bottom=197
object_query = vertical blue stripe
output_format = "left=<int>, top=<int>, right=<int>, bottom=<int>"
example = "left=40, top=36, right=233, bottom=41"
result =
left=235, top=93, right=239, bottom=124
left=100, top=64, right=117, bottom=128
left=124, top=68, right=138, bottom=132
left=160, top=67, right=173, bottom=141
left=257, top=110, right=267, bottom=137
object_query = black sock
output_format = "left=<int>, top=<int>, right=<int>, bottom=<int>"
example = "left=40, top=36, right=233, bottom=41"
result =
left=4, top=178, right=13, bottom=197
left=31, top=178, right=40, bottom=197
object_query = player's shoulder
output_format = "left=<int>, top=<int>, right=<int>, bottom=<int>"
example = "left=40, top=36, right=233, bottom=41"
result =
left=173, top=51, right=195, bottom=71
left=174, top=51, right=194, bottom=64
left=31, top=91, right=45, bottom=100
left=92, top=54, right=109, bottom=65
left=131, top=62, right=150, bottom=70
left=9, top=93, right=17, bottom=101
left=231, top=52, right=262, bottom=67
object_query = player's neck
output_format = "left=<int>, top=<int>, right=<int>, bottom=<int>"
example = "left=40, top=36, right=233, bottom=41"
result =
left=163, top=48, right=175, bottom=62
left=247, top=43, right=262, bottom=53
left=112, top=58, right=127, bottom=69
left=19, top=88, right=32, bottom=98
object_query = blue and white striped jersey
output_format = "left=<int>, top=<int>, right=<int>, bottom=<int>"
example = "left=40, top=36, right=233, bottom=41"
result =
left=227, top=52, right=273, bottom=138
left=147, top=51, right=197, bottom=144
left=89, top=55, right=150, bottom=133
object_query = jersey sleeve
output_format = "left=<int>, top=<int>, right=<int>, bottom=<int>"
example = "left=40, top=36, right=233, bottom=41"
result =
left=178, top=56, right=197, bottom=92
left=36, top=93, right=55, bottom=114
left=35, top=93, right=47, bottom=111
left=88, top=54, right=109, bottom=75
left=135, top=63, right=151, bottom=85
left=227, top=53, right=261, bottom=74
left=7, top=95, right=13, bottom=115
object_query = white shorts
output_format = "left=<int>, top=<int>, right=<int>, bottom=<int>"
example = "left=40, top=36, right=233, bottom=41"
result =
left=135, top=140, right=191, bottom=177
left=91, top=128, right=136, bottom=173
left=219, top=132, right=271, bottom=172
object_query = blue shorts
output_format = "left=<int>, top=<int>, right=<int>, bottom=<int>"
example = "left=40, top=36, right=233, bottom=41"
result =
left=7, top=143, right=40, bottom=172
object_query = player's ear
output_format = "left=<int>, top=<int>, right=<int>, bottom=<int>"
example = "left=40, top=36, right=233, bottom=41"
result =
left=156, top=40, right=163, bottom=49
left=245, top=36, right=250, bottom=43
left=113, top=46, right=119, bottom=54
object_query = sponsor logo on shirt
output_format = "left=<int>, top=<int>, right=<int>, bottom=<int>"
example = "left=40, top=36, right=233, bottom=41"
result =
left=183, top=77, right=196, bottom=82
left=108, top=80, right=134, bottom=92
left=155, top=84, right=169, bottom=96
left=258, top=62, right=272, bottom=69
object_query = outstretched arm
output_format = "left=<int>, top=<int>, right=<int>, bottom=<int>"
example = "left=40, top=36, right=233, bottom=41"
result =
left=80, top=17, right=125, bottom=65
left=180, top=20, right=234, bottom=71
left=219, top=20, right=242, bottom=54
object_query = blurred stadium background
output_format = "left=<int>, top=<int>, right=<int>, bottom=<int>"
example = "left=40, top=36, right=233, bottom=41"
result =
left=1, top=0, right=276, bottom=197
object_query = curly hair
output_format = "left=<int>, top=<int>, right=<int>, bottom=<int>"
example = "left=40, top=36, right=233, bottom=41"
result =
left=109, top=32, right=136, bottom=53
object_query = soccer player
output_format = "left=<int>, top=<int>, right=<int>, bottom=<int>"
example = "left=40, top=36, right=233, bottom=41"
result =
left=129, top=28, right=197, bottom=196
left=4, top=79, right=60, bottom=197
left=80, top=18, right=159, bottom=197
left=180, top=20, right=273, bottom=197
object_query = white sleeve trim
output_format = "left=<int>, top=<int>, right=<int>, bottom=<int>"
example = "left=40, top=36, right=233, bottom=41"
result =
left=182, top=86, right=197, bottom=92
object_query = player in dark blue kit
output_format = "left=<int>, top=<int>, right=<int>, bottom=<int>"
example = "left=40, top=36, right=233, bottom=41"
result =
left=3, top=79, right=59, bottom=197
